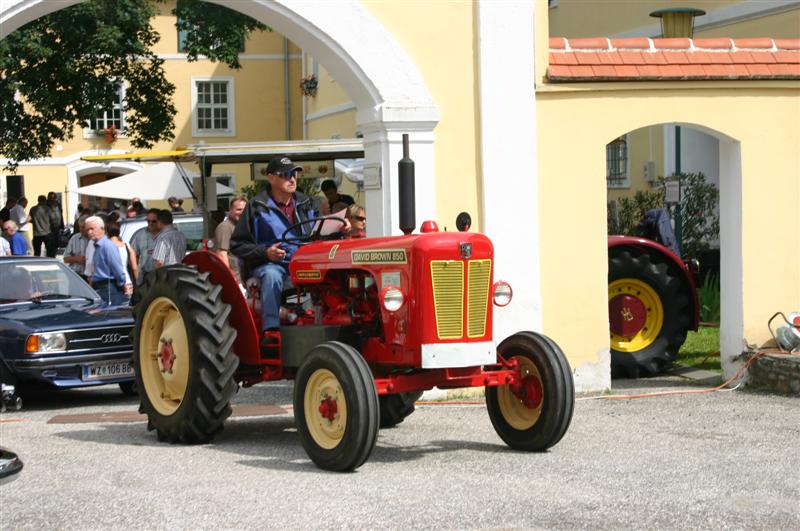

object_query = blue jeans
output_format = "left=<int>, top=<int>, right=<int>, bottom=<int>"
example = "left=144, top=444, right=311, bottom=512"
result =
left=94, top=279, right=129, bottom=307
left=252, top=262, right=288, bottom=331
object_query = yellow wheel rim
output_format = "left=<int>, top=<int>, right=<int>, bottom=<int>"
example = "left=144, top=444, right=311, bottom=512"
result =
left=139, top=297, right=190, bottom=416
left=304, top=368, right=347, bottom=450
left=497, top=356, right=543, bottom=430
left=608, top=278, right=664, bottom=353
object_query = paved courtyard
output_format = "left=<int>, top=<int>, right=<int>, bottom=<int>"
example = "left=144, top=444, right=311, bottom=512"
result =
left=1, top=376, right=798, bottom=529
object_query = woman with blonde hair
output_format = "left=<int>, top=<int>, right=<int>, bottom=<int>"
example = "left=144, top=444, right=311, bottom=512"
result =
left=346, top=204, right=366, bottom=238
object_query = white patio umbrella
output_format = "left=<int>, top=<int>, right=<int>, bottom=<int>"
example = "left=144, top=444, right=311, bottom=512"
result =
left=77, top=162, right=234, bottom=200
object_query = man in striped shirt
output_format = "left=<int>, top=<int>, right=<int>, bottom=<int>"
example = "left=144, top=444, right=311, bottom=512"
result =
left=62, top=215, right=90, bottom=280
left=152, top=209, right=187, bottom=268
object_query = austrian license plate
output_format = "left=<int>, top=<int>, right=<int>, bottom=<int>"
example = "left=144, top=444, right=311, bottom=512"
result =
left=82, top=360, right=134, bottom=381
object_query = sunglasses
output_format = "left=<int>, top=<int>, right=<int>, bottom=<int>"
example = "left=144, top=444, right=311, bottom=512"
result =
left=276, top=171, right=297, bottom=180
left=353, top=216, right=366, bottom=222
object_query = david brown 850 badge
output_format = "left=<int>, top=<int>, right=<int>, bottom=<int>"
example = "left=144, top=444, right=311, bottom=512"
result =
left=351, top=249, right=407, bottom=264
left=296, top=269, right=322, bottom=280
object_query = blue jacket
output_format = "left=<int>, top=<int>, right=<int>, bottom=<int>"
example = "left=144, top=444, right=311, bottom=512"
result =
left=230, top=189, right=316, bottom=270
left=641, top=208, right=681, bottom=257
left=9, top=233, right=27, bottom=256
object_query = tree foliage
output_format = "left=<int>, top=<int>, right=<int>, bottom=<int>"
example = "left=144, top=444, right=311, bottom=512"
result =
left=0, top=0, right=267, bottom=171
left=174, top=0, right=268, bottom=70
left=0, top=0, right=175, bottom=170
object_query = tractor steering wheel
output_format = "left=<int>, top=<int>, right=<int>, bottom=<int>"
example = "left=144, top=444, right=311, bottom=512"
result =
left=280, top=216, right=348, bottom=245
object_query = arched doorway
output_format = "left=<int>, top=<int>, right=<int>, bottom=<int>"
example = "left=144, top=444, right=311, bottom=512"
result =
left=604, top=121, right=742, bottom=381
left=1, top=0, right=440, bottom=237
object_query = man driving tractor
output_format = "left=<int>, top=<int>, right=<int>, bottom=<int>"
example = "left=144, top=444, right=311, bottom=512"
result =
left=230, top=156, right=349, bottom=354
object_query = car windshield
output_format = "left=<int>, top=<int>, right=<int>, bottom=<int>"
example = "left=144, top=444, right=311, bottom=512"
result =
left=0, top=261, right=99, bottom=303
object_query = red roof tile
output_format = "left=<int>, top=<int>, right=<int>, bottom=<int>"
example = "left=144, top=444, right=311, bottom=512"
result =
left=653, top=38, right=691, bottom=50
left=693, top=38, right=733, bottom=50
left=569, top=37, right=609, bottom=50
left=775, top=39, right=800, bottom=50
left=548, top=37, right=800, bottom=82
left=610, top=38, right=650, bottom=50
left=735, top=38, right=774, bottom=49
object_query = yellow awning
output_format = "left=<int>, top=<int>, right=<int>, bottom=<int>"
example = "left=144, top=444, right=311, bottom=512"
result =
left=81, top=149, right=194, bottom=162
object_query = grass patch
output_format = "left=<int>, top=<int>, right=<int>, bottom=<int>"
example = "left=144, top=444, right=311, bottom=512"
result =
left=677, top=326, right=721, bottom=372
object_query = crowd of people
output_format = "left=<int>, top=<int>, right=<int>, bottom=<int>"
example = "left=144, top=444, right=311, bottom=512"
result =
left=0, top=192, right=64, bottom=257
left=1, top=161, right=366, bottom=319
left=59, top=208, right=187, bottom=306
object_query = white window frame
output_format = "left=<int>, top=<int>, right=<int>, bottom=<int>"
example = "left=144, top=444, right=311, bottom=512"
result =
left=191, top=77, right=236, bottom=137
left=83, top=83, right=127, bottom=139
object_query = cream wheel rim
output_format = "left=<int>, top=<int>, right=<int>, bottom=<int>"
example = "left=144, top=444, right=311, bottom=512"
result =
left=304, top=368, right=347, bottom=450
left=139, top=297, right=190, bottom=416
left=497, top=355, right=543, bottom=430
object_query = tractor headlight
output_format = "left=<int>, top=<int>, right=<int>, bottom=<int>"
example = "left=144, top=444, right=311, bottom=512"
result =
left=381, top=286, right=405, bottom=312
left=25, top=333, right=67, bottom=353
left=492, top=281, right=513, bottom=307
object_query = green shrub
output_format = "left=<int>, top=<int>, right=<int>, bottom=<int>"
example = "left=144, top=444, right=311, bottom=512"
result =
left=698, top=273, right=721, bottom=324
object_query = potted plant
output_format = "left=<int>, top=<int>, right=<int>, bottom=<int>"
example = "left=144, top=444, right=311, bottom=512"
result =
left=300, top=74, right=318, bottom=97
left=96, top=125, right=118, bottom=143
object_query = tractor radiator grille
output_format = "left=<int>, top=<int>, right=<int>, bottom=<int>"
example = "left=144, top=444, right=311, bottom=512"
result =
left=430, top=261, right=464, bottom=339
left=467, top=259, right=492, bottom=338
left=430, top=259, right=491, bottom=340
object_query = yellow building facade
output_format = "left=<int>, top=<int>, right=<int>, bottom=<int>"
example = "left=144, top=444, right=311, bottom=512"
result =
left=2, top=0, right=798, bottom=392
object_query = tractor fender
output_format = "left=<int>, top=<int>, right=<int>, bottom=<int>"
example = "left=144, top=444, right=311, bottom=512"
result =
left=608, top=236, right=699, bottom=331
left=183, top=250, right=261, bottom=366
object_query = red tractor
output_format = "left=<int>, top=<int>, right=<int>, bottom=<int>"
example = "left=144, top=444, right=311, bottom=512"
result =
left=607, top=236, right=699, bottom=378
left=131, top=146, right=574, bottom=472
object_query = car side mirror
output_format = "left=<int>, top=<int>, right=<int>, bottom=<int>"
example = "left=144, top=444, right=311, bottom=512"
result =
left=0, top=447, right=23, bottom=485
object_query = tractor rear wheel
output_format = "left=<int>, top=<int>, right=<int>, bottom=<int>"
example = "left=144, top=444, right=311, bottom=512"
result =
left=379, top=391, right=424, bottom=428
left=608, top=249, right=691, bottom=377
left=486, top=332, right=574, bottom=451
left=294, top=341, right=379, bottom=471
left=132, top=265, right=239, bottom=444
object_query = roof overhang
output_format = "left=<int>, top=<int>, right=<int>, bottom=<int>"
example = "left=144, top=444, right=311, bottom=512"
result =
left=80, top=139, right=365, bottom=165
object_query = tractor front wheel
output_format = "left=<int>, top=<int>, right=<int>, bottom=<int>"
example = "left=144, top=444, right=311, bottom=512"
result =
left=486, top=332, right=574, bottom=451
left=132, top=265, right=239, bottom=444
left=294, top=342, right=379, bottom=471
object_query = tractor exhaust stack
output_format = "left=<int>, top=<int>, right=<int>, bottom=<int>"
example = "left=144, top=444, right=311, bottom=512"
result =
left=398, top=134, right=416, bottom=235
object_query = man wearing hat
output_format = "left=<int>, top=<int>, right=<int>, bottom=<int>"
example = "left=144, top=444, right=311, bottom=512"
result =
left=231, top=156, right=349, bottom=354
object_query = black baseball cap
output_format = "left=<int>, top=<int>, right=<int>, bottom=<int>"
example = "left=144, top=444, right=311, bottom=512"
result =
left=266, top=156, right=302, bottom=175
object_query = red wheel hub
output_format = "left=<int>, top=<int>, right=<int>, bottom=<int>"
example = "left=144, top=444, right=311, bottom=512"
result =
left=159, top=339, right=176, bottom=374
left=609, top=294, right=647, bottom=337
left=511, top=374, right=543, bottom=409
left=318, top=396, right=338, bottom=421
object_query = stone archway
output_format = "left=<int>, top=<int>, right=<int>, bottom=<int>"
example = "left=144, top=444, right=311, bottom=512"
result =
left=1, top=0, right=440, bottom=236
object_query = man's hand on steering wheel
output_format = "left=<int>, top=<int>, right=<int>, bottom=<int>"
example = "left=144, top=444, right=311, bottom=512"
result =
left=280, top=215, right=351, bottom=245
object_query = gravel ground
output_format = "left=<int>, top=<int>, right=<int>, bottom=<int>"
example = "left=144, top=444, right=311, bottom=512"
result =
left=1, top=377, right=798, bottom=530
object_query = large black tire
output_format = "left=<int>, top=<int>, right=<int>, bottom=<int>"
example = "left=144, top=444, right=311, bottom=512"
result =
left=132, top=265, right=239, bottom=444
left=486, top=331, right=574, bottom=452
left=608, top=249, right=691, bottom=378
left=379, top=391, right=424, bottom=429
left=118, top=380, right=138, bottom=397
left=294, top=341, right=379, bottom=472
